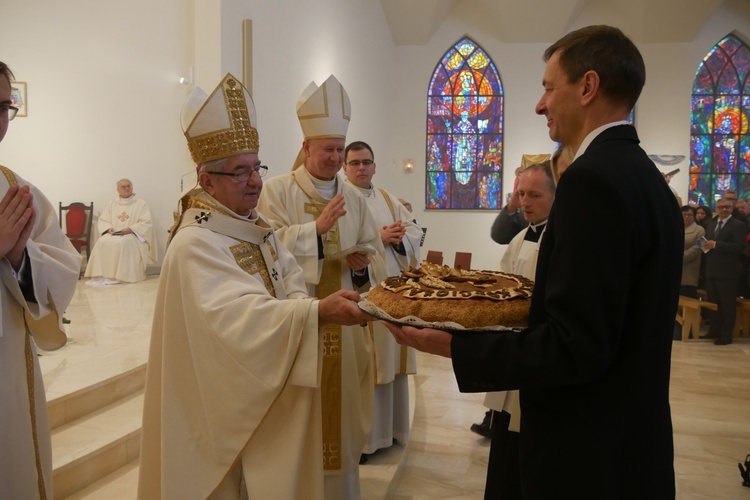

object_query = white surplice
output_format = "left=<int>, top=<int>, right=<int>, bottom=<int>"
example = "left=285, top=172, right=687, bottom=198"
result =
left=84, top=195, right=157, bottom=282
left=345, top=180, right=421, bottom=453
left=258, top=167, right=387, bottom=500
left=0, top=166, right=81, bottom=499
left=138, top=190, right=326, bottom=499
left=486, top=221, right=546, bottom=431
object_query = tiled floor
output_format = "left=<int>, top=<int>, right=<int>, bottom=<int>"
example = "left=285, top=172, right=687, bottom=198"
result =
left=40, top=277, right=750, bottom=499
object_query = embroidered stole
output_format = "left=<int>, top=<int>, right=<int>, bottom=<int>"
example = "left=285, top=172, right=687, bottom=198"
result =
left=295, top=168, right=344, bottom=470
left=176, top=197, right=283, bottom=299
left=1, top=165, right=48, bottom=499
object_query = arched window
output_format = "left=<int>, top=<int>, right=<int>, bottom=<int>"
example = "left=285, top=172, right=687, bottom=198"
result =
left=426, top=37, right=503, bottom=209
left=689, top=33, right=750, bottom=207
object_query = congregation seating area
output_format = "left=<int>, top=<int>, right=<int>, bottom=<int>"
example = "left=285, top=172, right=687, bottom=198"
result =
left=676, top=294, right=750, bottom=342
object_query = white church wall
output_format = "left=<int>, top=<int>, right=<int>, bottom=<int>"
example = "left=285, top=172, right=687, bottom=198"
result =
left=0, top=0, right=194, bottom=266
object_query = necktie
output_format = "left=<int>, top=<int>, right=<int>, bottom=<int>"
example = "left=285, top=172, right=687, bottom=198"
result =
left=716, top=220, right=724, bottom=235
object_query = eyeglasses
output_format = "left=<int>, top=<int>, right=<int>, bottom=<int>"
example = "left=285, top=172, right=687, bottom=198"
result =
left=0, top=104, right=19, bottom=121
left=210, top=165, right=268, bottom=182
left=346, top=160, right=374, bottom=167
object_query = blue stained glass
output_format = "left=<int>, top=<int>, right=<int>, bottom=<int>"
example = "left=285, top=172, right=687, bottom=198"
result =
left=693, top=63, right=714, bottom=95
left=705, top=45, right=728, bottom=75
left=713, top=135, right=738, bottom=174
left=718, top=67, right=740, bottom=94
left=690, top=34, right=750, bottom=209
left=736, top=46, right=750, bottom=86
left=741, top=135, right=750, bottom=173
left=426, top=36, right=504, bottom=210
left=691, top=96, right=714, bottom=134
left=719, top=36, right=742, bottom=57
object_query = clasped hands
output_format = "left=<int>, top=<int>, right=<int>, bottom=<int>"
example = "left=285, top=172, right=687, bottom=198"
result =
left=0, top=184, right=36, bottom=271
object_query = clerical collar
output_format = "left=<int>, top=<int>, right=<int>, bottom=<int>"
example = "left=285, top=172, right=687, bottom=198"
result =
left=524, top=221, right=547, bottom=242
left=309, top=174, right=337, bottom=199
left=119, top=195, right=135, bottom=202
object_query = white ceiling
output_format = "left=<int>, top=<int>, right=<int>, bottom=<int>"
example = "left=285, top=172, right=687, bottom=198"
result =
left=381, top=0, right=749, bottom=45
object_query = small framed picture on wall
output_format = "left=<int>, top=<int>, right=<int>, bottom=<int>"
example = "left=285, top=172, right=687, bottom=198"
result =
left=10, top=81, right=27, bottom=117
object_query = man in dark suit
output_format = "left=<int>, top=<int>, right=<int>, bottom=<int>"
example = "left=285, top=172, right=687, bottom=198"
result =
left=386, top=25, right=682, bottom=499
left=700, top=197, right=746, bottom=345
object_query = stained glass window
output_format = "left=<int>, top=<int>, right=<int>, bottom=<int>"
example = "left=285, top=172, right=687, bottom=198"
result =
left=426, top=37, right=503, bottom=209
left=689, top=33, right=750, bottom=208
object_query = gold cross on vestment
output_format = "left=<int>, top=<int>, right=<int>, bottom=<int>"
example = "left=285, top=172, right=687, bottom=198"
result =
left=117, top=212, right=130, bottom=222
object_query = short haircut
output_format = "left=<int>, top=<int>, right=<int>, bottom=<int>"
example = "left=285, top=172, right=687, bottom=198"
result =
left=717, top=197, right=735, bottom=208
left=522, top=161, right=555, bottom=193
left=345, top=141, right=374, bottom=161
left=0, top=61, right=15, bottom=89
left=543, top=25, right=645, bottom=111
left=681, top=205, right=696, bottom=216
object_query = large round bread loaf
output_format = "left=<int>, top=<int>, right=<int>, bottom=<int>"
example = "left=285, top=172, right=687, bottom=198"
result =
left=367, top=261, right=533, bottom=329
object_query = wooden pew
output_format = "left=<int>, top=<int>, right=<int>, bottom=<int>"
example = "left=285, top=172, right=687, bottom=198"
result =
left=676, top=295, right=717, bottom=342
left=733, top=297, right=750, bottom=338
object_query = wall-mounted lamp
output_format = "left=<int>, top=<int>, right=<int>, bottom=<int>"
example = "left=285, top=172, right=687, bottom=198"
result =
left=404, top=159, right=414, bottom=172
left=179, top=67, right=194, bottom=85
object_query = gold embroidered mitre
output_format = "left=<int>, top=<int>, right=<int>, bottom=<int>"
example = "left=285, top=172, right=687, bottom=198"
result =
left=181, top=73, right=259, bottom=164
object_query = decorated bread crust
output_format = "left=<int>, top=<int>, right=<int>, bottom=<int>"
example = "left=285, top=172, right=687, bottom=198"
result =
left=367, top=262, right=533, bottom=329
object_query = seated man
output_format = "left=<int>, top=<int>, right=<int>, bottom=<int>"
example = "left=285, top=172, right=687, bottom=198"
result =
left=84, top=179, right=157, bottom=284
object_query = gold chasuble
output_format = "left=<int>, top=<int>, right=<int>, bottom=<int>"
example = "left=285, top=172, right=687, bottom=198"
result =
left=257, top=165, right=388, bottom=497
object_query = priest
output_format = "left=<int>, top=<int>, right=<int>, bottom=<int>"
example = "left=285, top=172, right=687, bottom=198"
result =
left=137, top=74, right=372, bottom=499
left=0, top=60, right=81, bottom=499
left=343, top=140, right=421, bottom=456
left=257, top=75, right=388, bottom=499
left=84, top=178, right=157, bottom=284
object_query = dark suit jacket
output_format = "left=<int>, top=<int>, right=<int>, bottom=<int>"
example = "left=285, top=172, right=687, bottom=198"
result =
left=705, top=215, right=746, bottom=279
left=491, top=206, right=528, bottom=244
left=452, top=125, right=682, bottom=499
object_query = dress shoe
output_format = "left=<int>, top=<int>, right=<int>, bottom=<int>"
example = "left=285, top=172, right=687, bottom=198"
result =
left=714, top=338, right=732, bottom=345
left=470, top=410, right=492, bottom=439
left=699, top=333, right=719, bottom=339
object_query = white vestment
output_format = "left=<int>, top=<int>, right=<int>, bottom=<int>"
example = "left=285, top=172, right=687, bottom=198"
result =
left=345, top=180, right=421, bottom=453
left=487, top=222, right=546, bottom=432
left=84, top=195, right=157, bottom=282
left=258, top=167, right=387, bottom=500
left=138, top=191, right=326, bottom=499
left=0, top=167, right=81, bottom=499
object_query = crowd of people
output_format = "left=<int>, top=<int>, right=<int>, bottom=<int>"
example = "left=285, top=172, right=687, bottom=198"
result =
left=5, top=23, right=740, bottom=500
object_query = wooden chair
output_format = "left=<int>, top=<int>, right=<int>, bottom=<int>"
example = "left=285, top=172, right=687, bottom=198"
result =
left=676, top=295, right=717, bottom=341
left=454, top=251, right=472, bottom=270
left=425, top=250, right=443, bottom=265
left=59, top=202, right=94, bottom=272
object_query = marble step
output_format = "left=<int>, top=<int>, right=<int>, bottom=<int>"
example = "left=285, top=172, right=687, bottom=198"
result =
left=47, top=363, right=147, bottom=430
left=62, top=459, right=139, bottom=500
left=52, top=389, right=144, bottom=499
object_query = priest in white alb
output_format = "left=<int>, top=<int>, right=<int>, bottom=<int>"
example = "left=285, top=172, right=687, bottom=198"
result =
left=84, top=178, right=157, bottom=284
left=137, top=74, right=373, bottom=500
left=0, top=58, right=81, bottom=500
left=342, top=140, right=422, bottom=455
left=257, top=75, right=388, bottom=500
